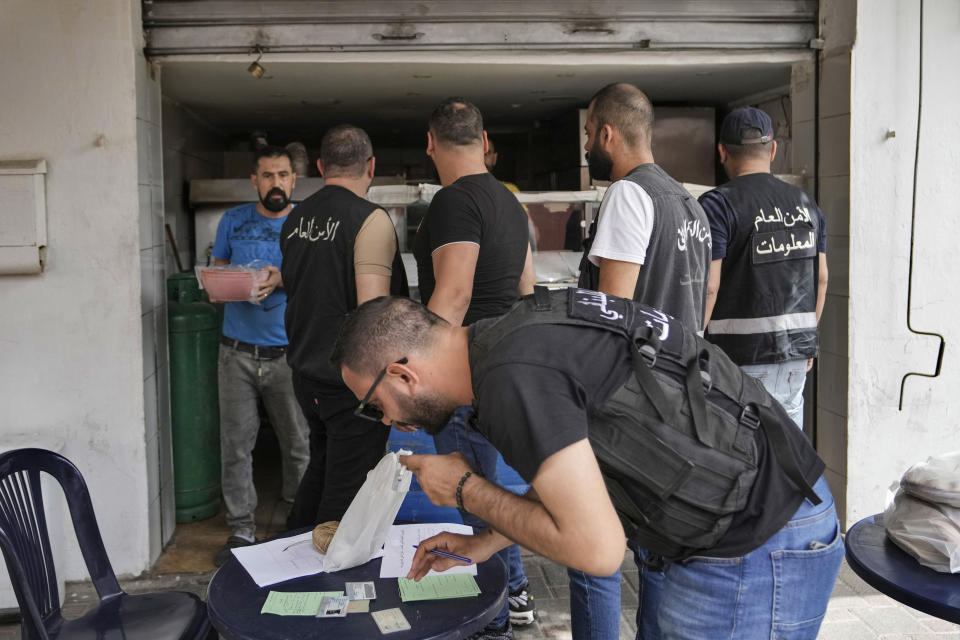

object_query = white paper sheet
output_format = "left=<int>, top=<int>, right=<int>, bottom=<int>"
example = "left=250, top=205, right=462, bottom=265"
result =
left=231, top=532, right=327, bottom=587
left=379, top=523, right=478, bottom=578
left=233, top=531, right=389, bottom=587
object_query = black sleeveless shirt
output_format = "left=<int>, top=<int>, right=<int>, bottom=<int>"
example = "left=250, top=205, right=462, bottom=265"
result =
left=281, top=185, right=408, bottom=382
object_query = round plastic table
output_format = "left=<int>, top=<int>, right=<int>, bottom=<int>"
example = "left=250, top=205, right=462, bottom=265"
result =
left=206, top=536, right=507, bottom=640
left=845, top=514, right=960, bottom=623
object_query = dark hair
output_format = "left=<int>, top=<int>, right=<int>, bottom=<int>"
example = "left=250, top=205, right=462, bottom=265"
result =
left=428, top=97, right=484, bottom=147
left=252, top=145, right=293, bottom=174
left=588, top=83, right=654, bottom=149
left=320, top=124, right=373, bottom=178
left=331, top=297, right=448, bottom=376
left=720, top=129, right=773, bottom=161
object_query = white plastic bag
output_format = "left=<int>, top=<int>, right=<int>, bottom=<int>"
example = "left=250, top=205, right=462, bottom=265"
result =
left=323, top=450, right=412, bottom=572
left=900, top=451, right=960, bottom=507
left=884, top=489, right=960, bottom=573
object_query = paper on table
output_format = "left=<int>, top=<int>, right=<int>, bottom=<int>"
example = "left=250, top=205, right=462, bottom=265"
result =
left=397, top=574, right=481, bottom=602
left=233, top=531, right=386, bottom=587
left=232, top=531, right=326, bottom=587
left=260, top=591, right=344, bottom=616
left=379, top=523, right=477, bottom=578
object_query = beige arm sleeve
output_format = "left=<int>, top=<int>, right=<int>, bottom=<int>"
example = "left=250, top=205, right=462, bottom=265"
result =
left=354, top=209, right=397, bottom=277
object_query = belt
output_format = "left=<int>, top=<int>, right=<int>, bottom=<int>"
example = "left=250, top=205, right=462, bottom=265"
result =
left=221, top=337, right=287, bottom=360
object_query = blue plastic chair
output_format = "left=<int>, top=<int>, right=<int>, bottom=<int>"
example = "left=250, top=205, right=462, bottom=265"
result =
left=0, top=448, right=215, bottom=640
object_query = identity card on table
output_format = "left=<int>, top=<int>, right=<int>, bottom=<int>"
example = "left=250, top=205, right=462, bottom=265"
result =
left=315, top=595, right=350, bottom=618
left=371, top=608, right=412, bottom=634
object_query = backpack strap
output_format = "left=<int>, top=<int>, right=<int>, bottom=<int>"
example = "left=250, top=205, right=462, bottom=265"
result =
left=533, top=284, right=552, bottom=311
left=683, top=348, right=712, bottom=446
left=752, top=402, right=822, bottom=505
left=629, top=324, right=675, bottom=425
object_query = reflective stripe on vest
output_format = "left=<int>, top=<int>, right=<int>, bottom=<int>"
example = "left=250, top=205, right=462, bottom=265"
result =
left=707, top=311, right=817, bottom=335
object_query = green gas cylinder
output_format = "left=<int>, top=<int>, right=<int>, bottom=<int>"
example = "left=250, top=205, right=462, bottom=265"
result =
left=167, top=273, right=221, bottom=522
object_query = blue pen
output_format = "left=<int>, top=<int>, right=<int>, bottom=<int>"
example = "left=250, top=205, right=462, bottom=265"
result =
left=413, top=545, right=473, bottom=564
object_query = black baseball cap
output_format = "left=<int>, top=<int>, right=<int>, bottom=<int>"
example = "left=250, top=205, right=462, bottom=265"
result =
left=719, top=107, right=774, bottom=145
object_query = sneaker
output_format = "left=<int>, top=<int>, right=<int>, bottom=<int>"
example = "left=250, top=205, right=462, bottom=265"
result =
left=508, top=581, right=535, bottom=626
left=213, top=534, right=255, bottom=567
left=468, top=621, right=513, bottom=640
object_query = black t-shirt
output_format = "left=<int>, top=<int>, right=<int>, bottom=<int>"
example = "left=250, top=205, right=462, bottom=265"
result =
left=468, top=320, right=809, bottom=557
left=414, top=173, right=529, bottom=326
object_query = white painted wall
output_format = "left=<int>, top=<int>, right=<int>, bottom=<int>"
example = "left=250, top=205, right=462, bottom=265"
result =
left=847, top=0, right=959, bottom=522
left=0, top=0, right=151, bottom=589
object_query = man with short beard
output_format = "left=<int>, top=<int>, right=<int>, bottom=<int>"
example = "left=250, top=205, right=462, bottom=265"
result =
left=573, top=83, right=713, bottom=639
left=211, top=145, right=309, bottom=566
left=580, top=83, right=711, bottom=329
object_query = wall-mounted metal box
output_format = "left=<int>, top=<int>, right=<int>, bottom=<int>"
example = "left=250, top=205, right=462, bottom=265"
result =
left=0, top=159, right=47, bottom=274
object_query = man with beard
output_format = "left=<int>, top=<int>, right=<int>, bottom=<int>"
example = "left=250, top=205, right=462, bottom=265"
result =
left=572, top=83, right=713, bottom=638
left=414, top=97, right=536, bottom=639
left=580, top=83, right=711, bottom=328
left=333, top=294, right=843, bottom=640
left=211, top=145, right=309, bottom=566
left=280, top=125, right=409, bottom=533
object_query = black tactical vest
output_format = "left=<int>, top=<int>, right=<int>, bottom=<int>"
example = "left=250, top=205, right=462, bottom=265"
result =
left=281, top=185, right=409, bottom=382
left=705, top=173, right=822, bottom=364
left=469, top=287, right=824, bottom=560
left=579, top=164, right=711, bottom=331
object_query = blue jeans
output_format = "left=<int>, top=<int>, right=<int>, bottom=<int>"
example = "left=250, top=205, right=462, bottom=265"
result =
left=434, top=406, right=527, bottom=628
left=740, top=359, right=808, bottom=428
left=633, top=475, right=843, bottom=640
left=568, top=568, right=622, bottom=639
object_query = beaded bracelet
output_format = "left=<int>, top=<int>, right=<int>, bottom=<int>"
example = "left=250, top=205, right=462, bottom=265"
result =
left=456, top=471, right=474, bottom=512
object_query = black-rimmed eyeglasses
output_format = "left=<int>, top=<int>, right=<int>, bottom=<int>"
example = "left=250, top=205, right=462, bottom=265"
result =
left=354, top=357, right=408, bottom=422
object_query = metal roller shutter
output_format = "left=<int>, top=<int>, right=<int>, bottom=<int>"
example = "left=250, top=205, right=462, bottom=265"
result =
left=143, top=0, right=817, bottom=57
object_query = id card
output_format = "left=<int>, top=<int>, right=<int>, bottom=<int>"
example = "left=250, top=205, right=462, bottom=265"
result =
left=346, top=599, right=370, bottom=613
left=371, top=608, right=411, bottom=634
left=346, top=581, right=377, bottom=600
left=315, top=595, right=349, bottom=618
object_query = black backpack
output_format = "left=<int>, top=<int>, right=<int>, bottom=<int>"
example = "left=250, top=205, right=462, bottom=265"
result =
left=469, top=287, right=824, bottom=560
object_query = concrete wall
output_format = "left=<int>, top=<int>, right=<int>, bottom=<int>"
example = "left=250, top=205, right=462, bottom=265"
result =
left=846, top=0, right=958, bottom=522
left=0, top=0, right=152, bottom=584
left=816, top=0, right=855, bottom=523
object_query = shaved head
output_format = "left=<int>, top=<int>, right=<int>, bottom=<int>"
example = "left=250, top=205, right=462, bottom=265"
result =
left=588, top=83, right=654, bottom=149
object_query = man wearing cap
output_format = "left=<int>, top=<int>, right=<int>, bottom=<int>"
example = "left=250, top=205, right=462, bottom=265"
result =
left=700, top=106, right=828, bottom=428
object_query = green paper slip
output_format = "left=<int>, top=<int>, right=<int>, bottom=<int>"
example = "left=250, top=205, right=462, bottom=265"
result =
left=260, top=591, right=345, bottom=615
left=397, top=574, right=481, bottom=602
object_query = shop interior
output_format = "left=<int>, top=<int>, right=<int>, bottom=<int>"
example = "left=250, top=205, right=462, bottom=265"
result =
left=155, top=55, right=805, bottom=570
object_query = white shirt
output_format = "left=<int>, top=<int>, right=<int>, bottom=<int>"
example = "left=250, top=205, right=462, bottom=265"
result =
left=587, top=179, right=655, bottom=267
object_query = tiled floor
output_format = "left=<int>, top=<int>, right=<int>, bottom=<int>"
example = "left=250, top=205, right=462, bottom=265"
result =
left=1, top=431, right=955, bottom=639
